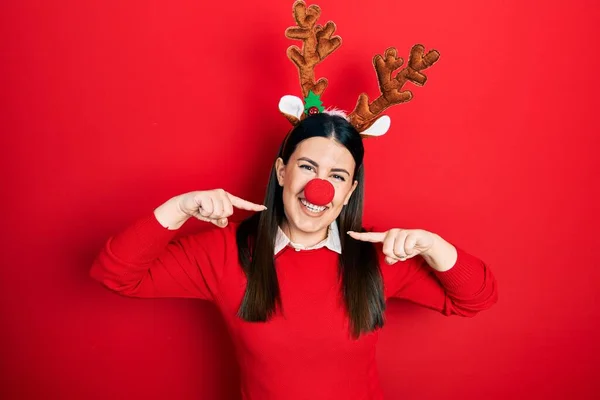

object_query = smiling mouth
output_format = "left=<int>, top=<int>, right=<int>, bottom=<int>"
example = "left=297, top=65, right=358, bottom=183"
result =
left=299, top=198, right=328, bottom=213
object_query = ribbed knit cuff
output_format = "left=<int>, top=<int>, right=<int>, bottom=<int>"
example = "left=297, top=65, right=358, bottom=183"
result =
left=434, top=247, right=485, bottom=294
left=109, top=213, right=179, bottom=264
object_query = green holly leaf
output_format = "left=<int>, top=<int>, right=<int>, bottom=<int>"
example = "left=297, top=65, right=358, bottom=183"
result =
left=304, top=90, right=325, bottom=114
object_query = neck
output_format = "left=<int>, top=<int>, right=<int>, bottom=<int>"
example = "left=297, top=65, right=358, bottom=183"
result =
left=281, top=220, right=329, bottom=247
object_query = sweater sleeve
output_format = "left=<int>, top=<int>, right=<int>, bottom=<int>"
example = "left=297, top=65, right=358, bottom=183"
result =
left=382, top=245, right=498, bottom=317
left=90, top=213, right=234, bottom=301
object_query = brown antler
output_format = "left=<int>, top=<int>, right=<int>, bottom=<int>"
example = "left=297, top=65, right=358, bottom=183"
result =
left=285, top=0, right=342, bottom=99
left=348, top=45, right=440, bottom=132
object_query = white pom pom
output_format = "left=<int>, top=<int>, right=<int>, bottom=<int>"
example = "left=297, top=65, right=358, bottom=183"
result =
left=323, top=107, right=349, bottom=120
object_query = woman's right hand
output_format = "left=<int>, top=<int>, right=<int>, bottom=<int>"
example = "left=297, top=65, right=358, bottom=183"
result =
left=154, top=189, right=267, bottom=230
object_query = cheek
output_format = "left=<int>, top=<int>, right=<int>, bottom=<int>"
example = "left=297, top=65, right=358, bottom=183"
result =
left=332, top=183, right=351, bottom=205
left=285, top=169, right=312, bottom=195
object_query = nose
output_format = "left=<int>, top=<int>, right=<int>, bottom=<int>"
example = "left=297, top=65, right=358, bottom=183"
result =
left=304, top=178, right=335, bottom=206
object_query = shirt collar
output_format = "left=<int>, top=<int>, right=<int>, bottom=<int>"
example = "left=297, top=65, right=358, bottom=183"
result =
left=274, top=220, right=342, bottom=255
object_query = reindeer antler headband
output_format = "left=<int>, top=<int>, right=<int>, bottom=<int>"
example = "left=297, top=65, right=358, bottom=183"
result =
left=278, top=0, right=441, bottom=137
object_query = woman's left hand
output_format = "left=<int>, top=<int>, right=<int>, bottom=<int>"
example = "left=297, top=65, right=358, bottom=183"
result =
left=348, top=228, right=436, bottom=265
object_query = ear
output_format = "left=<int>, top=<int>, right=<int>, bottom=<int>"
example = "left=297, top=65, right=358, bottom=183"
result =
left=279, top=95, right=304, bottom=125
left=343, top=180, right=359, bottom=205
left=275, top=157, right=286, bottom=186
left=360, top=115, right=391, bottom=137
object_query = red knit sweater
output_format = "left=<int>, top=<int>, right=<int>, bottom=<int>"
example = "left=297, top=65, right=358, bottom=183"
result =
left=90, top=214, right=498, bottom=400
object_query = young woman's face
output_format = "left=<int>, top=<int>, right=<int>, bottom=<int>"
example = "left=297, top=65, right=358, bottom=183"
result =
left=276, top=136, right=358, bottom=240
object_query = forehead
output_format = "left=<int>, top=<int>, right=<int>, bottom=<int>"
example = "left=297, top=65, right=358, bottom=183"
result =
left=292, top=137, right=355, bottom=167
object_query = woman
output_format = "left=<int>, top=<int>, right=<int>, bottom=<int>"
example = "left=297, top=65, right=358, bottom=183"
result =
left=91, top=112, right=498, bottom=400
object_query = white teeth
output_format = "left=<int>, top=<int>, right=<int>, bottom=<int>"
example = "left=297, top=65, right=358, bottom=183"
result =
left=300, top=198, right=326, bottom=213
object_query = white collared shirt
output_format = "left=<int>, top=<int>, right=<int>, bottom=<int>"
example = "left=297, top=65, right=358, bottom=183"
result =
left=274, top=221, right=342, bottom=255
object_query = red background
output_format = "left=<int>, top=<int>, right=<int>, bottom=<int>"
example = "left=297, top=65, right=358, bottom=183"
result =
left=2, top=0, right=599, bottom=398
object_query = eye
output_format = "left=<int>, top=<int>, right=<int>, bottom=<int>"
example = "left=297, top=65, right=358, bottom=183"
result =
left=300, top=164, right=315, bottom=172
left=332, top=174, right=346, bottom=182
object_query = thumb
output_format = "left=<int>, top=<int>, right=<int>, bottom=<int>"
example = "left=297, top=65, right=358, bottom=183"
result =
left=211, top=217, right=228, bottom=228
left=385, top=256, right=399, bottom=265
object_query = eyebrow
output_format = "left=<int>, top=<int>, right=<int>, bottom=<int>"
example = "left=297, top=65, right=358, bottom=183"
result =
left=297, top=157, right=351, bottom=176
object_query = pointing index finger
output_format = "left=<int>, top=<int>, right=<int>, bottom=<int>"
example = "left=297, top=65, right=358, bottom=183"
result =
left=227, top=193, right=267, bottom=212
left=347, top=231, right=386, bottom=243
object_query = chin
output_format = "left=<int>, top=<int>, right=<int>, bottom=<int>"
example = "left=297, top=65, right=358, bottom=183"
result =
left=293, top=207, right=337, bottom=233
left=294, top=217, right=326, bottom=233
left=283, top=195, right=341, bottom=234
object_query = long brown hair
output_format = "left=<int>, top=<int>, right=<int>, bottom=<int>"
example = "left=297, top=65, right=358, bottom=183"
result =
left=236, top=113, right=385, bottom=338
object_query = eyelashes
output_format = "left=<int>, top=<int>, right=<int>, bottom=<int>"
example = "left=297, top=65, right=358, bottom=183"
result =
left=299, top=164, right=346, bottom=182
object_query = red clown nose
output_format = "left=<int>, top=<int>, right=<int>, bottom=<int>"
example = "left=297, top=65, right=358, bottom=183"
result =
left=304, top=179, right=335, bottom=206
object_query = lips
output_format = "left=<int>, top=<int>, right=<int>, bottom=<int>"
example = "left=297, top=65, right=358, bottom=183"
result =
left=299, top=198, right=328, bottom=215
